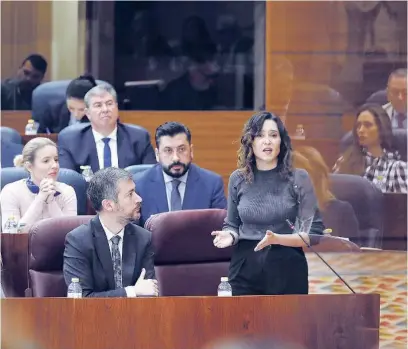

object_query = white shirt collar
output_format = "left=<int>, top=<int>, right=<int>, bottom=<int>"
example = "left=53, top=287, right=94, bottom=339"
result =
left=92, top=127, right=118, bottom=143
left=162, top=169, right=189, bottom=184
left=100, top=217, right=124, bottom=242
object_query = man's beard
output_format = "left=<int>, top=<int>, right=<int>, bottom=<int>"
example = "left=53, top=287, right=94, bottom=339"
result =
left=116, top=204, right=141, bottom=225
left=162, top=161, right=191, bottom=178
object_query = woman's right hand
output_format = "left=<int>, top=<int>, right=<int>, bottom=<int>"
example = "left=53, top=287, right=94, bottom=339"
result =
left=211, top=230, right=234, bottom=248
left=38, top=178, right=56, bottom=201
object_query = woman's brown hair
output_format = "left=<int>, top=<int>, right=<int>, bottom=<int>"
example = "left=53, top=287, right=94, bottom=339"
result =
left=237, top=112, right=293, bottom=182
left=335, top=103, right=394, bottom=175
left=293, top=146, right=335, bottom=210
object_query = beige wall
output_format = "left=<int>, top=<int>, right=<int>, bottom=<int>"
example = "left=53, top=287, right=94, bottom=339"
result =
left=1, top=0, right=86, bottom=81
left=51, top=0, right=86, bottom=80
left=1, top=0, right=52, bottom=80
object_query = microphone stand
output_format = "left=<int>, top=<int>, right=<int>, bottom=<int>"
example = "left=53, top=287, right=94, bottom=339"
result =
left=286, top=219, right=356, bottom=294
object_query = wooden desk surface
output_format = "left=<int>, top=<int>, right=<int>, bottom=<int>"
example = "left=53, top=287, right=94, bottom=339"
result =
left=1, top=295, right=379, bottom=349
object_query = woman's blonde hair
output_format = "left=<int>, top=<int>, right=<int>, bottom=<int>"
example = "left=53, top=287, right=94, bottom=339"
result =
left=292, top=146, right=335, bottom=210
left=14, top=137, right=57, bottom=169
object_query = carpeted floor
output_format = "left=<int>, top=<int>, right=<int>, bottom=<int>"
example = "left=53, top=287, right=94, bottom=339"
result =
left=307, top=251, right=407, bottom=349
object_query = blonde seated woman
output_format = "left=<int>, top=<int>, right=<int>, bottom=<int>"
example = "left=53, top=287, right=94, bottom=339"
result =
left=0, top=137, right=77, bottom=231
left=293, top=146, right=359, bottom=238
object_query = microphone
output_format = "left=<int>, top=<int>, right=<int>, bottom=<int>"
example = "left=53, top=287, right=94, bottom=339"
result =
left=286, top=219, right=356, bottom=294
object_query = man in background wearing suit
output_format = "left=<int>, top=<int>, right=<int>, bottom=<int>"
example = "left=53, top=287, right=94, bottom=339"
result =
left=58, top=83, right=156, bottom=173
left=383, top=68, right=407, bottom=129
left=136, top=121, right=227, bottom=226
left=63, top=167, right=158, bottom=297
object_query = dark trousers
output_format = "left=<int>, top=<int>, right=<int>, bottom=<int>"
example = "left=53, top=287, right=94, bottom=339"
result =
left=228, top=240, right=309, bottom=296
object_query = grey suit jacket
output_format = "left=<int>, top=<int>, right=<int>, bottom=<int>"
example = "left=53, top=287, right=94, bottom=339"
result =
left=63, top=215, right=155, bottom=297
left=383, top=102, right=407, bottom=129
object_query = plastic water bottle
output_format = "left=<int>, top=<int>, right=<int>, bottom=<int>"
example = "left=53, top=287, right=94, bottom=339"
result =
left=80, top=165, right=94, bottom=182
left=3, top=216, right=18, bottom=234
left=217, top=277, right=232, bottom=296
left=25, top=119, right=38, bottom=135
left=293, top=124, right=306, bottom=140
left=67, top=278, right=82, bottom=298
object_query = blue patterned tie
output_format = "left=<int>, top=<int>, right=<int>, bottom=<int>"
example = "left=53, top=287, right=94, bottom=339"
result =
left=170, top=179, right=182, bottom=211
left=111, top=235, right=122, bottom=289
left=102, top=137, right=112, bottom=168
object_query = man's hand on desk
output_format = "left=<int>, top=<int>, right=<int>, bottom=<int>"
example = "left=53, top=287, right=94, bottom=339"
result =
left=134, top=268, right=159, bottom=297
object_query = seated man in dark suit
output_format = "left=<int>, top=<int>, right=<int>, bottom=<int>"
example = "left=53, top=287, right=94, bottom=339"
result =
left=58, top=83, right=156, bottom=173
left=63, top=167, right=158, bottom=297
left=1, top=54, right=47, bottom=110
left=136, top=121, right=227, bottom=226
left=37, top=75, right=96, bottom=133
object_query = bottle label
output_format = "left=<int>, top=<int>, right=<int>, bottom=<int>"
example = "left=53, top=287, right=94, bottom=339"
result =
left=67, top=292, right=82, bottom=299
left=218, top=291, right=232, bottom=297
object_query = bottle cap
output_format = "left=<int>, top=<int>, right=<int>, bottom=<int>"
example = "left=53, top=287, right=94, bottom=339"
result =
left=28, top=119, right=34, bottom=124
left=221, top=277, right=228, bottom=282
left=71, top=277, right=79, bottom=283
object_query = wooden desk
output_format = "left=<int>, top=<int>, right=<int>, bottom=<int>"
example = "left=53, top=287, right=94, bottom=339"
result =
left=1, top=295, right=379, bottom=349
left=0, top=233, right=28, bottom=297
left=1, top=111, right=30, bottom=133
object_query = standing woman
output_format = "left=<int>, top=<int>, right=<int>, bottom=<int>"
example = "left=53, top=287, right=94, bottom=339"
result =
left=212, top=112, right=324, bottom=295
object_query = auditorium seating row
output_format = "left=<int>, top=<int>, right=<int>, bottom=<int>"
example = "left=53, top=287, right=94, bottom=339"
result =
left=1, top=165, right=387, bottom=245
left=1, top=210, right=230, bottom=298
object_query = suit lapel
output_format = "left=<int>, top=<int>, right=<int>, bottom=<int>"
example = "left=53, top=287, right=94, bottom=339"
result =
left=117, top=124, right=127, bottom=168
left=151, top=165, right=169, bottom=212
left=92, top=216, right=115, bottom=289
left=84, top=128, right=99, bottom=173
left=122, top=226, right=138, bottom=287
left=182, top=164, right=200, bottom=210
left=58, top=105, right=70, bottom=132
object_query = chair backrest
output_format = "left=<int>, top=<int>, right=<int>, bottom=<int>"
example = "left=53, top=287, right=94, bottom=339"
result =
left=340, top=129, right=407, bottom=162
left=28, top=215, right=94, bottom=297
left=32, top=79, right=106, bottom=122
left=0, top=141, right=24, bottom=168
left=365, top=89, right=387, bottom=105
left=329, top=174, right=383, bottom=248
left=126, top=164, right=155, bottom=182
left=145, top=209, right=230, bottom=296
left=57, top=169, right=88, bottom=215
left=0, top=127, right=22, bottom=144
left=0, top=167, right=28, bottom=190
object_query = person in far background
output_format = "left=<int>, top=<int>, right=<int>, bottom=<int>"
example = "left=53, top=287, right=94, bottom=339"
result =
left=160, top=16, right=219, bottom=110
left=293, top=146, right=359, bottom=238
left=211, top=112, right=324, bottom=296
left=37, top=75, right=97, bottom=133
left=383, top=68, right=407, bottom=129
left=136, top=121, right=227, bottom=227
left=334, top=104, right=407, bottom=193
left=1, top=54, right=47, bottom=110
left=0, top=138, right=77, bottom=231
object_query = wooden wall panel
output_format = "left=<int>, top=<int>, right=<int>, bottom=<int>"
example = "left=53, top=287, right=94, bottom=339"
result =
left=1, top=1, right=52, bottom=79
left=1, top=111, right=342, bottom=191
